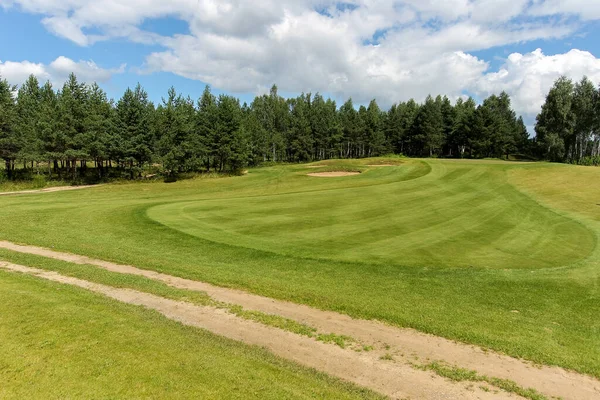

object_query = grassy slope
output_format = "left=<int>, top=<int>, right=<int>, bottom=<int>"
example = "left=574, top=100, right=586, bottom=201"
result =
left=0, top=270, right=380, bottom=399
left=0, top=179, right=71, bottom=193
left=0, top=158, right=598, bottom=376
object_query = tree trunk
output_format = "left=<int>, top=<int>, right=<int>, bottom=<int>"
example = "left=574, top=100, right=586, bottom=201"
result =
left=4, top=160, right=11, bottom=179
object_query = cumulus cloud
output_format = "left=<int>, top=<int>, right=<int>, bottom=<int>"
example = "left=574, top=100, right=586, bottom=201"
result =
left=2, top=0, right=600, bottom=122
left=473, top=49, right=600, bottom=119
left=0, top=56, right=125, bottom=87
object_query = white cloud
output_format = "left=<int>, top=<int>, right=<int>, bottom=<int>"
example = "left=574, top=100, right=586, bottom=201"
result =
left=2, top=0, right=600, bottom=122
left=0, top=56, right=125, bottom=88
left=529, top=0, right=600, bottom=21
left=473, top=49, right=600, bottom=120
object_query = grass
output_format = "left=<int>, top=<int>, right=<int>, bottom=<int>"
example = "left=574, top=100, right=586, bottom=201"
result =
left=0, top=270, right=382, bottom=399
left=417, top=361, right=547, bottom=400
left=0, top=250, right=355, bottom=348
left=0, top=158, right=599, bottom=377
left=0, top=177, right=71, bottom=192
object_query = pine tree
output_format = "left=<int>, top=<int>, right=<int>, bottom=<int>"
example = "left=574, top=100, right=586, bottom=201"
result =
left=16, top=75, right=42, bottom=168
left=0, top=76, right=18, bottom=178
left=287, top=94, right=313, bottom=162
left=58, top=73, right=88, bottom=177
left=37, top=81, right=61, bottom=173
left=196, top=85, right=217, bottom=170
left=365, top=99, right=386, bottom=156
left=214, top=95, right=245, bottom=171
left=85, top=83, right=113, bottom=177
left=115, top=84, right=154, bottom=175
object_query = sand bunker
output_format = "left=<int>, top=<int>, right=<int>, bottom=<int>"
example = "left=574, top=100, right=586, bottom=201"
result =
left=307, top=171, right=360, bottom=177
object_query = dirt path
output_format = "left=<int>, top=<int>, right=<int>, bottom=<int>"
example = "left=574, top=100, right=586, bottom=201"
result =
left=0, top=185, right=98, bottom=196
left=1, top=240, right=599, bottom=400
left=0, top=261, right=511, bottom=400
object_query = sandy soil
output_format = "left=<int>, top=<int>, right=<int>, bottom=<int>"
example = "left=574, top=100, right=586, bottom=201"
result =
left=0, top=185, right=98, bottom=196
left=0, top=261, right=511, bottom=400
left=1, top=240, right=599, bottom=399
left=307, top=172, right=361, bottom=177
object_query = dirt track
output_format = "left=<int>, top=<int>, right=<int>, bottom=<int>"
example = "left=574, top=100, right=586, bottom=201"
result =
left=0, top=240, right=599, bottom=399
left=0, top=185, right=98, bottom=196
left=0, top=261, right=509, bottom=400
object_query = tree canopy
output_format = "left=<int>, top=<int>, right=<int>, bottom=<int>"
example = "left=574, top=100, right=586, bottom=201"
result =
left=0, top=73, right=539, bottom=182
left=536, top=75, right=600, bottom=164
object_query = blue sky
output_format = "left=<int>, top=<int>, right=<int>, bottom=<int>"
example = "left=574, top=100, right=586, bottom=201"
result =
left=1, top=0, right=600, bottom=127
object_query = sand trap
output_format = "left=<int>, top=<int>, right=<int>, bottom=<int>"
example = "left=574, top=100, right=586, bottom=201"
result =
left=307, top=171, right=360, bottom=177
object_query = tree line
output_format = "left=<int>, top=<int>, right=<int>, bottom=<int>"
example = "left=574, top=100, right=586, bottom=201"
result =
left=0, top=73, right=531, bottom=181
left=535, top=76, right=600, bottom=165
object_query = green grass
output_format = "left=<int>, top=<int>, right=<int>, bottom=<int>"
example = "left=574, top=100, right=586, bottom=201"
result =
left=0, top=250, right=354, bottom=347
left=0, top=270, right=382, bottom=399
left=417, top=361, right=547, bottom=400
left=0, top=177, right=71, bottom=192
left=0, top=158, right=599, bottom=377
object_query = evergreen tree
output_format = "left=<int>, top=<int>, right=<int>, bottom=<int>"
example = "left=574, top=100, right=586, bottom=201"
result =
left=155, top=87, right=193, bottom=179
left=287, top=94, right=313, bottom=162
left=57, top=73, right=88, bottom=177
left=37, top=81, right=61, bottom=173
left=196, top=85, right=217, bottom=170
left=440, top=96, right=456, bottom=156
left=115, top=84, right=154, bottom=174
left=0, top=76, right=18, bottom=178
left=85, top=83, right=113, bottom=177
left=339, top=98, right=358, bottom=158
left=16, top=75, right=42, bottom=167
left=214, top=95, right=245, bottom=171
left=365, top=99, right=386, bottom=156
left=411, top=95, right=443, bottom=156
left=450, top=97, right=476, bottom=158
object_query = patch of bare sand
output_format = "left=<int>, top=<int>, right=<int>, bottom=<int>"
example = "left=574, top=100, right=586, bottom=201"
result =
left=0, top=240, right=599, bottom=400
left=0, top=185, right=98, bottom=196
left=307, top=171, right=360, bottom=177
left=0, top=262, right=509, bottom=400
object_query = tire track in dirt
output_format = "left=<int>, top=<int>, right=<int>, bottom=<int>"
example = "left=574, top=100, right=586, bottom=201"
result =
left=0, top=261, right=511, bottom=400
left=0, top=240, right=599, bottom=400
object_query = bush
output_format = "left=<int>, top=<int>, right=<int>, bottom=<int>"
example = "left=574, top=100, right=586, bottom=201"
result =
left=576, top=156, right=600, bottom=167
left=30, top=174, right=47, bottom=189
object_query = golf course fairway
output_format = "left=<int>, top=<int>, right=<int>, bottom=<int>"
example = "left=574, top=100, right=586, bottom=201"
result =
left=1, top=158, right=599, bottom=391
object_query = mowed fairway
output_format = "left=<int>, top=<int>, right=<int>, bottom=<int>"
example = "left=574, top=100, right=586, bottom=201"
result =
left=0, top=158, right=599, bottom=382
left=148, top=161, right=593, bottom=268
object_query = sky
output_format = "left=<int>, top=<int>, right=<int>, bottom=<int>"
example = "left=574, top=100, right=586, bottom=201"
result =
left=1, top=1, right=600, bottom=131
